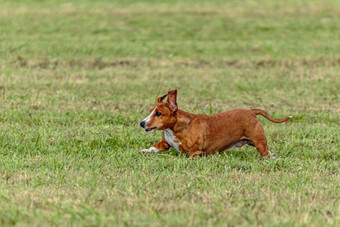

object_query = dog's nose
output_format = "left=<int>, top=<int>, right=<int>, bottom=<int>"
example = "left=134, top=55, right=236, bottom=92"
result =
left=140, top=121, right=145, bottom=128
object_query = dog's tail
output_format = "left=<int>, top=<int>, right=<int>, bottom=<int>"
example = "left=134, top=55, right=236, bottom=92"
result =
left=251, top=109, right=292, bottom=123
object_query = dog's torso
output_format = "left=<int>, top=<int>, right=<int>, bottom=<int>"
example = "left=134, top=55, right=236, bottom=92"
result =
left=165, top=109, right=260, bottom=156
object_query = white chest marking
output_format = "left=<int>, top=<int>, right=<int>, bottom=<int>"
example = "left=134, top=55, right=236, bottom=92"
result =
left=164, top=129, right=181, bottom=153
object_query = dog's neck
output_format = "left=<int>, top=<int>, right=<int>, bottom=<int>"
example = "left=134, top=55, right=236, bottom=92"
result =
left=171, top=109, right=195, bottom=133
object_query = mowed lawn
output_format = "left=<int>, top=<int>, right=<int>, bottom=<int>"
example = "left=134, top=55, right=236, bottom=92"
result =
left=0, top=0, right=339, bottom=226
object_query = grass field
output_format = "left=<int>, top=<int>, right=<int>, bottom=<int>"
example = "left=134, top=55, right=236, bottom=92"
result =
left=0, top=0, right=339, bottom=226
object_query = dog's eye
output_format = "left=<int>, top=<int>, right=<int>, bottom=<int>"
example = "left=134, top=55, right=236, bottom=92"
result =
left=155, top=111, right=162, bottom=116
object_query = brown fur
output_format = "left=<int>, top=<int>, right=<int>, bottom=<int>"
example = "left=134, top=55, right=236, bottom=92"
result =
left=140, top=89, right=291, bottom=158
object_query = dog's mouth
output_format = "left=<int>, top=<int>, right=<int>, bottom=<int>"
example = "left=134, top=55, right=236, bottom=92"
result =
left=145, top=127, right=157, bottom=132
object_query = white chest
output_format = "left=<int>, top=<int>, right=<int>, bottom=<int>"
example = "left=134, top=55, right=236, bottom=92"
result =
left=164, top=129, right=181, bottom=153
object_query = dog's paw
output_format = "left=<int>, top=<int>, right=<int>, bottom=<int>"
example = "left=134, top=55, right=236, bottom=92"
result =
left=140, top=147, right=159, bottom=154
left=268, top=151, right=276, bottom=159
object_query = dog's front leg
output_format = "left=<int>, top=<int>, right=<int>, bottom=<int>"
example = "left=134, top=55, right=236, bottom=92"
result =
left=187, top=150, right=203, bottom=158
left=140, top=133, right=170, bottom=154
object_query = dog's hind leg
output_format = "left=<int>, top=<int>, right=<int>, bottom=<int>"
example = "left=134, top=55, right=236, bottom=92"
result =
left=248, top=122, right=272, bottom=158
left=253, top=140, right=272, bottom=157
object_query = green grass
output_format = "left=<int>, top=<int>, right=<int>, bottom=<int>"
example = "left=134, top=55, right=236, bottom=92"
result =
left=0, top=0, right=339, bottom=226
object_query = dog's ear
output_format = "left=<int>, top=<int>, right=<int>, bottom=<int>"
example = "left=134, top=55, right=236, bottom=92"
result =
left=166, top=89, right=178, bottom=112
left=157, top=93, right=168, bottom=103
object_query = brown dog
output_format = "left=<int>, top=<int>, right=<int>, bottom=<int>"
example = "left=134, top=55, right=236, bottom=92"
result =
left=140, top=89, right=291, bottom=158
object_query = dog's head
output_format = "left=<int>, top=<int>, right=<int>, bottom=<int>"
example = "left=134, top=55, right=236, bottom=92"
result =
left=140, top=89, right=178, bottom=132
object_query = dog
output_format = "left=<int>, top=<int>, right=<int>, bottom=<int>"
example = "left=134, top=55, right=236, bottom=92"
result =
left=139, top=89, right=291, bottom=158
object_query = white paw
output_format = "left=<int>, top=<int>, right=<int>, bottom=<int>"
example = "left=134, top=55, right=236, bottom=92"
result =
left=140, top=147, right=159, bottom=154
left=269, top=151, right=276, bottom=159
